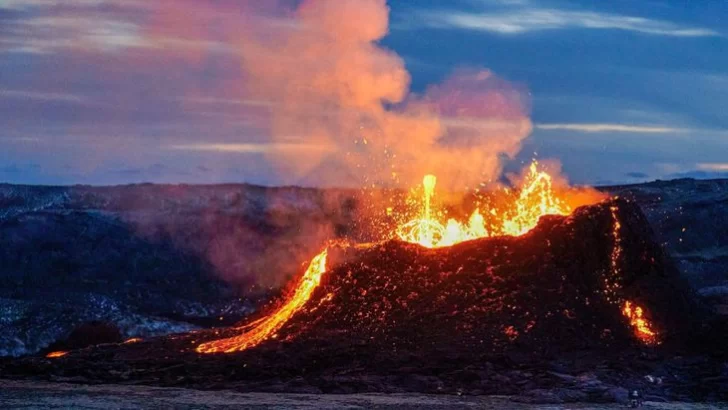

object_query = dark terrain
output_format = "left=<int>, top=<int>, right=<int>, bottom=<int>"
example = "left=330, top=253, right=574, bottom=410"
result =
left=609, top=179, right=728, bottom=315
left=5, top=380, right=725, bottom=409
left=1, top=178, right=726, bottom=357
left=0, top=178, right=727, bottom=404
left=0, top=183, right=361, bottom=356
left=1, top=185, right=727, bottom=403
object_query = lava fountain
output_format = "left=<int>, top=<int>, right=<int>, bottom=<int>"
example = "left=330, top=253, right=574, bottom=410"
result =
left=396, top=161, right=572, bottom=248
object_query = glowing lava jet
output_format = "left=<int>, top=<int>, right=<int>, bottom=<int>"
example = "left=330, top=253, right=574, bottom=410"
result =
left=397, top=161, right=572, bottom=248
left=196, top=161, right=658, bottom=354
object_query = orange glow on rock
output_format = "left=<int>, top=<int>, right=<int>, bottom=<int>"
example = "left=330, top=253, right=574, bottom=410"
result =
left=623, top=301, right=659, bottom=345
left=46, top=351, right=69, bottom=358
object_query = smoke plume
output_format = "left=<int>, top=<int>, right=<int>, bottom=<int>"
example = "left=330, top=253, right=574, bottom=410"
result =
left=149, top=0, right=533, bottom=189
left=134, top=0, right=536, bottom=286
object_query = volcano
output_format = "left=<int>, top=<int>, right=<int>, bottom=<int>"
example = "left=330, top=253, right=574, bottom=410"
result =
left=3, top=198, right=716, bottom=401
left=199, top=198, right=698, bottom=353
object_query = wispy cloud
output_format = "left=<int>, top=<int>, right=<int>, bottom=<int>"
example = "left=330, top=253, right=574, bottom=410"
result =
left=166, top=143, right=335, bottom=154
left=0, top=89, right=88, bottom=103
left=0, top=2, right=236, bottom=55
left=535, top=123, right=686, bottom=133
left=697, top=163, right=728, bottom=172
left=1, top=13, right=146, bottom=54
left=0, top=0, right=149, bottom=11
left=415, top=8, right=720, bottom=37
left=2, top=136, right=42, bottom=143
left=178, top=97, right=273, bottom=108
left=442, top=117, right=532, bottom=131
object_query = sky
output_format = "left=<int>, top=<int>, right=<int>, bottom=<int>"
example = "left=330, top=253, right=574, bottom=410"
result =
left=1, top=0, right=727, bottom=187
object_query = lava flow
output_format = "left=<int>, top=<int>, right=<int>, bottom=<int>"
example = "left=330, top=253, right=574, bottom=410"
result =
left=623, top=301, right=658, bottom=345
left=197, top=161, right=659, bottom=354
left=197, top=249, right=328, bottom=353
left=609, top=204, right=660, bottom=345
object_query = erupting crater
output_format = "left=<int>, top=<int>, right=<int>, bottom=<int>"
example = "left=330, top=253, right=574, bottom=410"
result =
left=8, top=164, right=705, bottom=398
left=195, top=163, right=682, bottom=355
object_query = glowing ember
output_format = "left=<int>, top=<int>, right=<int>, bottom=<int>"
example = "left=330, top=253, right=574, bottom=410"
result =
left=197, top=248, right=328, bottom=353
left=605, top=204, right=624, bottom=304
left=46, top=351, right=68, bottom=358
left=622, top=301, right=658, bottom=345
left=123, top=338, right=143, bottom=344
left=397, top=161, right=572, bottom=248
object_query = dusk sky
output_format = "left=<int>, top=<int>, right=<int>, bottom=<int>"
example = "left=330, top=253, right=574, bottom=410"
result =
left=1, top=0, right=727, bottom=186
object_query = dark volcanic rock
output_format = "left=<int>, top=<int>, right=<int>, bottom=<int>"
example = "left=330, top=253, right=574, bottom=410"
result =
left=607, top=178, right=728, bottom=303
left=2, top=199, right=720, bottom=401
left=44, top=321, right=123, bottom=353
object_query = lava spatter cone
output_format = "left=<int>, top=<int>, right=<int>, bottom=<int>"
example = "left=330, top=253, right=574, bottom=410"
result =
left=199, top=198, right=697, bottom=356
left=3, top=198, right=707, bottom=396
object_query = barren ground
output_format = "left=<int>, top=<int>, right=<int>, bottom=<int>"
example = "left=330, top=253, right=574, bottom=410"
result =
left=1, top=380, right=726, bottom=410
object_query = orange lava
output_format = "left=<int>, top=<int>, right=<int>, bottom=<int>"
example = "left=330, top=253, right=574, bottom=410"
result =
left=123, top=338, right=143, bottom=344
left=622, top=301, right=658, bottom=345
left=605, top=204, right=624, bottom=304
left=397, top=161, right=572, bottom=248
left=45, top=351, right=68, bottom=358
left=196, top=249, right=328, bottom=353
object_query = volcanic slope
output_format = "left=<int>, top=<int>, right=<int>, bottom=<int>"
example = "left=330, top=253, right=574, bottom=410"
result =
left=1, top=199, right=708, bottom=397
left=229, top=198, right=697, bottom=354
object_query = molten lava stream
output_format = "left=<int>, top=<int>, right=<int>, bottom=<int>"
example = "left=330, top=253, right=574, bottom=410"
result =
left=623, top=301, right=658, bottom=345
left=196, top=249, right=328, bottom=353
left=610, top=204, right=659, bottom=345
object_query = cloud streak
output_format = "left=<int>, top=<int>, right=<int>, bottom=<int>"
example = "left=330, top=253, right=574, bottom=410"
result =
left=0, top=1, right=240, bottom=55
left=697, top=163, right=728, bottom=172
left=415, top=8, right=720, bottom=37
left=535, top=123, right=686, bottom=133
left=167, top=143, right=336, bottom=154
left=0, top=89, right=88, bottom=103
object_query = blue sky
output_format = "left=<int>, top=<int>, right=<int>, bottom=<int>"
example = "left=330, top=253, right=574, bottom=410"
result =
left=1, top=0, right=727, bottom=186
